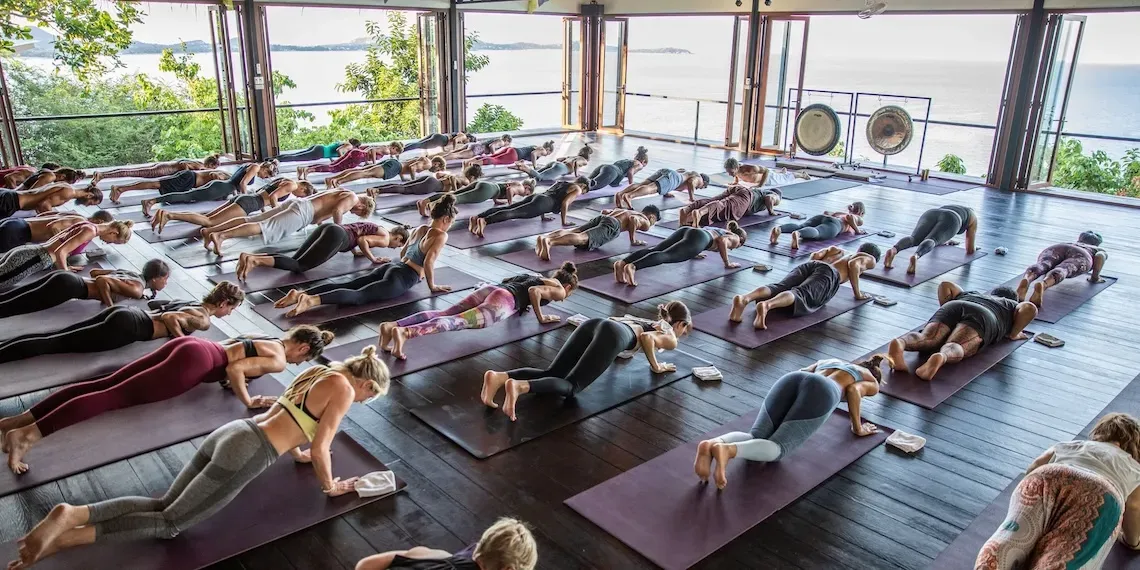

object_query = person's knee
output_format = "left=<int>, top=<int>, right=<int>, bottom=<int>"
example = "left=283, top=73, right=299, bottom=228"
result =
left=1046, top=267, right=1067, bottom=284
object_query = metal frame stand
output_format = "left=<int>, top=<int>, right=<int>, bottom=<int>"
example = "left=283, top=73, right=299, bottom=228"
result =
left=783, top=88, right=856, bottom=165
left=850, top=91, right=932, bottom=177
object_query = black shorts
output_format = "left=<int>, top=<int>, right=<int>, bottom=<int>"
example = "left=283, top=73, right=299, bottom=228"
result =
left=930, top=300, right=999, bottom=347
left=0, top=218, right=32, bottom=252
left=0, top=190, right=19, bottom=219
left=229, top=194, right=264, bottom=214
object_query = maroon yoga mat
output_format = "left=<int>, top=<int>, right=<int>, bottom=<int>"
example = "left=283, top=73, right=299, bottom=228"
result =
left=0, top=376, right=286, bottom=498
left=999, top=274, right=1117, bottom=324
left=578, top=254, right=750, bottom=304
left=321, top=307, right=571, bottom=377
left=863, top=246, right=988, bottom=288
left=0, top=432, right=404, bottom=570
left=497, top=234, right=665, bottom=273
left=583, top=192, right=688, bottom=213
left=659, top=209, right=790, bottom=230
left=117, top=200, right=224, bottom=223
left=251, top=266, right=481, bottom=330
left=565, top=409, right=891, bottom=570
left=0, top=327, right=229, bottom=400
left=744, top=229, right=873, bottom=258
left=412, top=350, right=710, bottom=458
left=856, top=329, right=1033, bottom=409
left=692, top=289, right=872, bottom=349
left=209, top=252, right=380, bottom=293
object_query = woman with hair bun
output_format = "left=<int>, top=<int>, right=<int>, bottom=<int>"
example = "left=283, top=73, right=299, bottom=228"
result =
left=575, top=146, right=648, bottom=192
left=614, top=223, right=747, bottom=286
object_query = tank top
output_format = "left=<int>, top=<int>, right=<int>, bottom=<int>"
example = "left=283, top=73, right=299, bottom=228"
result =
left=322, top=142, right=343, bottom=159
left=499, top=274, right=549, bottom=315
left=545, top=182, right=574, bottom=212
left=341, top=222, right=381, bottom=252
left=814, top=358, right=865, bottom=383
left=148, top=300, right=202, bottom=315
left=404, top=233, right=428, bottom=266
left=941, top=204, right=975, bottom=234
left=613, top=159, right=635, bottom=176
left=705, top=227, right=731, bottom=240
left=228, top=163, right=252, bottom=185
left=389, top=544, right=478, bottom=569
left=493, top=183, right=511, bottom=200
left=1051, top=440, right=1140, bottom=500
left=515, top=145, right=537, bottom=162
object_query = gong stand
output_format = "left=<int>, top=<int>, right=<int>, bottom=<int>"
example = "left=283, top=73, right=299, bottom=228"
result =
left=849, top=91, right=932, bottom=177
left=783, top=88, right=856, bottom=165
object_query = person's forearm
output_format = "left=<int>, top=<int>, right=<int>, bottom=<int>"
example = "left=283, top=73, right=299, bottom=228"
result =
left=95, top=280, right=114, bottom=305
left=639, top=333, right=661, bottom=369
left=313, top=445, right=335, bottom=490
left=530, top=290, right=546, bottom=323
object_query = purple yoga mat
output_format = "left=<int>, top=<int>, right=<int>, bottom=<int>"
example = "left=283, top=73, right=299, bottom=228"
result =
left=856, top=329, right=1032, bottom=409
left=136, top=222, right=203, bottom=243
left=864, top=246, right=988, bottom=288
left=0, top=432, right=404, bottom=570
left=497, top=234, right=665, bottom=272
left=565, top=409, right=891, bottom=570
left=251, top=266, right=481, bottom=330
left=209, top=253, right=381, bottom=293
left=116, top=200, right=224, bottom=223
left=321, top=307, right=570, bottom=377
left=692, top=289, right=872, bottom=349
left=442, top=214, right=588, bottom=249
left=0, top=296, right=147, bottom=342
left=659, top=209, right=790, bottom=230
left=0, top=376, right=285, bottom=498
left=371, top=191, right=428, bottom=211
left=384, top=200, right=490, bottom=228
left=571, top=182, right=629, bottom=203
left=167, top=230, right=314, bottom=268
left=999, top=274, right=1117, bottom=323
left=583, top=191, right=688, bottom=213
left=579, top=254, right=750, bottom=304
left=0, top=327, right=229, bottom=400
left=873, top=178, right=976, bottom=196
left=744, top=229, right=872, bottom=258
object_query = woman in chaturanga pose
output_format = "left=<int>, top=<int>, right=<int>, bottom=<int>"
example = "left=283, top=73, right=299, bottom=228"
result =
left=416, top=178, right=534, bottom=219
left=0, top=210, right=112, bottom=253
left=149, top=178, right=316, bottom=233
left=695, top=354, right=890, bottom=489
left=273, top=195, right=456, bottom=318
left=469, top=180, right=581, bottom=238
left=201, top=190, right=375, bottom=256
left=15, top=168, right=86, bottom=192
left=7, top=347, right=389, bottom=569
left=677, top=185, right=781, bottom=227
left=887, top=282, right=1035, bottom=381
left=0, top=183, right=103, bottom=219
left=729, top=243, right=881, bottom=329
left=505, top=143, right=584, bottom=179
left=723, top=158, right=809, bottom=186
left=482, top=301, right=692, bottom=422
left=296, top=146, right=380, bottom=180
left=0, top=325, right=334, bottom=474
left=403, top=132, right=472, bottom=153
left=359, top=141, right=405, bottom=159
left=356, top=517, right=538, bottom=570
left=975, top=412, right=1140, bottom=570
left=614, top=223, right=747, bottom=287
left=273, top=139, right=360, bottom=163
left=113, top=160, right=277, bottom=206
left=0, top=221, right=134, bottom=289
left=883, top=204, right=977, bottom=275
left=614, top=169, right=708, bottom=209
left=378, top=263, right=578, bottom=360
left=535, top=205, right=661, bottom=261
left=325, top=156, right=444, bottom=188
left=0, top=259, right=170, bottom=318
left=769, top=202, right=867, bottom=249
left=575, top=146, right=648, bottom=192
left=440, top=134, right=513, bottom=162
left=1017, top=230, right=1107, bottom=308
left=0, top=166, right=40, bottom=190
left=236, top=222, right=409, bottom=280
left=89, top=156, right=220, bottom=184
left=365, top=165, right=482, bottom=200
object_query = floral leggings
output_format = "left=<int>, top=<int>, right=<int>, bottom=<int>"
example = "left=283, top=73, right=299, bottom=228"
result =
left=396, top=284, right=517, bottom=338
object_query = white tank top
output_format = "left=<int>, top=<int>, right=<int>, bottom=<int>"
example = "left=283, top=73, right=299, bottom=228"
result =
left=1051, top=440, right=1140, bottom=499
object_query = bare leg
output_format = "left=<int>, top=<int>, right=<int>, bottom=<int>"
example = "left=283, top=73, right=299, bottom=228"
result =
left=481, top=370, right=509, bottom=408
left=890, top=322, right=951, bottom=373
left=0, top=411, right=35, bottom=440
left=162, top=210, right=223, bottom=230
left=729, top=286, right=772, bottom=323
left=754, top=291, right=795, bottom=330
left=14, top=503, right=92, bottom=568
left=209, top=222, right=263, bottom=255
left=275, top=289, right=302, bottom=309
left=109, top=181, right=160, bottom=203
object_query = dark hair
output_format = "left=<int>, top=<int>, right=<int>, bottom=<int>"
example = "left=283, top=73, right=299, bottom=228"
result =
left=76, top=185, right=104, bottom=206
left=57, top=168, right=84, bottom=183
left=40, top=162, right=61, bottom=170
left=141, top=258, right=171, bottom=298
left=634, top=146, right=649, bottom=164
left=725, top=220, right=747, bottom=244
left=849, top=201, right=866, bottom=216
left=348, top=138, right=362, bottom=147
left=431, top=193, right=458, bottom=220
left=723, top=158, right=740, bottom=174
left=203, top=281, right=245, bottom=307
left=389, top=141, right=405, bottom=153
left=542, top=140, right=555, bottom=152
left=467, top=134, right=478, bottom=142
left=88, top=209, right=114, bottom=224
left=552, top=262, right=578, bottom=289
left=463, top=163, right=483, bottom=180
left=699, top=173, right=710, bottom=187
left=574, top=175, right=590, bottom=188
left=857, top=242, right=882, bottom=262
left=577, top=145, right=593, bottom=159
left=263, top=160, right=280, bottom=177
left=286, top=325, right=336, bottom=361
left=853, top=353, right=891, bottom=385
left=990, top=286, right=1019, bottom=301
left=430, top=156, right=447, bottom=172
left=203, top=155, right=220, bottom=168
left=501, top=134, right=513, bottom=143
left=658, top=300, right=692, bottom=331
left=640, top=204, right=662, bottom=222
left=390, top=224, right=411, bottom=244
left=1078, top=230, right=1103, bottom=246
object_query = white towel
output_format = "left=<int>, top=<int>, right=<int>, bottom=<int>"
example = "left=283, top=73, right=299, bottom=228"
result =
left=567, top=313, right=589, bottom=326
left=886, top=431, right=926, bottom=453
left=693, top=366, right=722, bottom=381
left=354, top=470, right=398, bottom=497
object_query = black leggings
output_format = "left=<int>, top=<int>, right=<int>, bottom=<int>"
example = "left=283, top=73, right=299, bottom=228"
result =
left=270, top=224, right=351, bottom=273
left=306, top=262, right=420, bottom=306
left=511, top=318, right=637, bottom=396
left=0, top=306, right=153, bottom=364
left=582, top=164, right=624, bottom=192
left=274, top=145, right=324, bottom=162
left=374, top=176, right=442, bottom=196
left=160, top=180, right=235, bottom=205
left=778, top=215, right=844, bottom=241
left=435, top=181, right=499, bottom=205
left=404, top=134, right=449, bottom=152
left=622, top=227, right=713, bottom=270
left=0, top=270, right=89, bottom=318
left=480, top=195, right=557, bottom=225
left=893, top=208, right=966, bottom=258
left=0, top=218, right=31, bottom=252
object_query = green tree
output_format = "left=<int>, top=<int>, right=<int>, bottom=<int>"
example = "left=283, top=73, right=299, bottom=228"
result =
left=935, top=154, right=967, bottom=175
left=1053, top=138, right=1140, bottom=198
left=467, top=104, right=524, bottom=132
left=2, top=0, right=142, bottom=82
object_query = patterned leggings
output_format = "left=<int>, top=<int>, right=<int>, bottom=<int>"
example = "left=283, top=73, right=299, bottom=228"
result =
left=396, top=285, right=517, bottom=339
left=98, top=163, right=184, bottom=180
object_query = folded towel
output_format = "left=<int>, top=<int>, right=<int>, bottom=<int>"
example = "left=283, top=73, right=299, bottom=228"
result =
left=567, top=313, right=589, bottom=326
left=354, top=470, right=398, bottom=497
left=886, top=430, right=926, bottom=453
left=693, top=366, right=722, bottom=381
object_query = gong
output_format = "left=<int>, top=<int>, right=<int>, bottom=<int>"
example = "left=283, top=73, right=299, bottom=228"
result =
left=794, top=103, right=842, bottom=156
left=866, top=105, right=914, bottom=156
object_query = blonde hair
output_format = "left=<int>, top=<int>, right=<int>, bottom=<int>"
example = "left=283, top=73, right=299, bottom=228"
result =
left=281, top=346, right=390, bottom=405
left=356, top=194, right=376, bottom=215
left=473, top=517, right=538, bottom=570
left=1091, top=413, right=1140, bottom=463
left=107, top=220, right=134, bottom=243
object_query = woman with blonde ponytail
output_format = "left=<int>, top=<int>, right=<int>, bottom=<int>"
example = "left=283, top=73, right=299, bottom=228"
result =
left=694, top=354, right=889, bottom=490
left=8, top=347, right=389, bottom=568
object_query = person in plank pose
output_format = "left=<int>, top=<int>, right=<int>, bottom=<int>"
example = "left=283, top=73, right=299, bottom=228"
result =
left=113, top=160, right=277, bottom=206
left=1016, top=230, right=1107, bottom=308
left=200, top=190, right=375, bottom=256
left=575, top=147, right=648, bottom=192
left=534, top=206, right=661, bottom=261
left=13, top=167, right=86, bottom=191
left=468, top=180, right=582, bottom=237
left=0, top=222, right=132, bottom=289
left=677, top=185, right=782, bottom=228
left=769, top=202, right=867, bottom=249
left=506, top=144, right=587, bottom=180
left=0, top=183, right=103, bottom=219
left=236, top=222, right=409, bottom=280
left=722, top=158, right=809, bottom=186
left=90, top=156, right=220, bottom=184
left=149, top=178, right=316, bottom=233
left=0, top=210, right=112, bottom=252
left=355, top=517, right=538, bottom=570
left=439, top=134, right=512, bottom=162
left=883, top=204, right=978, bottom=275
left=614, top=224, right=747, bottom=287
left=324, top=156, right=444, bottom=188
left=613, top=169, right=708, bottom=209
left=0, top=259, right=169, bottom=318
left=416, top=178, right=534, bottom=219
left=273, top=139, right=359, bottom=163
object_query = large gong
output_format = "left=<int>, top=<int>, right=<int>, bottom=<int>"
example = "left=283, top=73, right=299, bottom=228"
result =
left=866, top=105, right=914, bottom=156
left=794, top=103, right=842, bottom=156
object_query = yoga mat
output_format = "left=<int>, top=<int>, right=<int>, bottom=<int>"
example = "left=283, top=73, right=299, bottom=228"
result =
left=579, top=254, right=750, bottom=304
left=873, top=178, right=976, bottom=196
left=744, top=229, right=872, bottom=258
left=692, top=290, right=872, bottom=349
left=659, top=209, right=790, bottom=230
left=0, top=296, right=149, bottom=342
left=775, top=177, right=862, bottom=200
left=384, top=201, right=489, bottom=228
left=209, top=253, right=381, bottom=293
left=0, top=328, right=229, bottom=400
left=321, top=307, right=571, bottom=378
left=583, top=192, right=688, bottom=213
left=441, top=215, right=584, bottom=250
left=136, top=223, right=203, bottom=243
left=251, top=266, right=481, bottom=330
left=999, top=274, right=1118, bottom=324
left=863, top=246, right=988, bottom=288
left=570, top=182, right=630, bottom=203
left=103, top=190, right=159, bottom=208
left=116, top=200, right=224, bottom=223
left=565, top=409, right=891, bottom=570
left=856, top=329, right=1033, bottom=409
left=931, top=373, right=1140, bottom=570
left=497, top=234, right=665, bottom=273
left=0, top=376, right=286, bottom=498
left=371, top=191, right=429, bottom=211
left=166, top=230, right=313, bottom=268
left=0, top=432, right=405, bottom=570
left=412, top=350, right=710, bottom=458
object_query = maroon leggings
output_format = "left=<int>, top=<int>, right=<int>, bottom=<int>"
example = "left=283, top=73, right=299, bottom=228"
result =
left=30, top=336, right=229, bottom=436
left=310, top=148, right=369, bottom=174
left=480, top=147, right=519, bottom=166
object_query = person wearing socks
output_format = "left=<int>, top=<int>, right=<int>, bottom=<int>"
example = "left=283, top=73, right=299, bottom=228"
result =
left=0, top=210, right=112, bottom=253
left=378, top=263, right=578, bottom=360
left=149, top=178, right=316, bottom=233
left=90, top=156, right=221, bottom=184
left=769, top=202, right=867, bottom=249
left=576, top=146, right=648, bottom=192
left=297, top=146, right=380, bottom=180
left=535, top=206, right=661, bottom=261
left=201, top=190, right=375, bottom=256
left=0, top=281, right=245, bottom=365
left=0, top=325, right=334, bottom=475
left=614, top=223, right=746, bottom=287
left=507, top=144, right=588, bottom=180
left=883, top=204, right=978, bottom=275
left=7, top=349, right=389, bottom=569
left=1017, top=230, right=1107, bottom=308
left=367, top=165, right=482, bottom=199
left=404, top=132, right=471, bottom=153
left=729, top=243, right=881, bottom=329
left=440, top=134, right=512, bottom=162
left=694, top=355, right=890, bottom=489
left=0, top=259, right=170, bottom=318
left=273, top=139, right=359, bottom=163
left=0, top=182, right=103, bottom=219
left=417, top=178, right=534, bottom=218
left=481, top=301, right=692, bottom=422
left=472, top=139, right=556, bottom=168
left=14, top=167, right=85, bottom=191
left=0, top=221, right=133, bottom=289
left=325, top=155, right=443, bottom=188
left=677, top=184, right=782, bottom=227
left=888, top=282, right=1036, bottom=381
left=469, top=181, right=581, bottom=237
left=614, top=169, right=708, bottom=209
left=273, top=195, right=456, bottom=318
left=236, top=223, right=409, bottom=280
left=723, top=159, right=809, bottom=186
left=356, top=517, right=538, bottom=570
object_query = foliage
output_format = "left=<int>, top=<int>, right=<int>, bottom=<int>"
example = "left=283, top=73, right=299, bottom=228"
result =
left=935, top=154, right=967, bottom=175
left=826, top=141, right=845, bottom=159
left=1053, top=138, right=1140, bottom=198
left=2, top=0, right=141, bottom=82
left=468, top=104, right=524, bottom=133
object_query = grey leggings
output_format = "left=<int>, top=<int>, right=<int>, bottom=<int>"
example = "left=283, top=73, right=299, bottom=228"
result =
left=88, top=419, right=278, bottom=540
left=713, top=371, right=840, bottom=461
left=518, top=161, right=569, bottom=181
left=892, top=207, right=966, bottom=258
left=778, top=215, right=844, bottom=241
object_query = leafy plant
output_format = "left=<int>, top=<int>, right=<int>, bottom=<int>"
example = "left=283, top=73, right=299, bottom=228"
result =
left=1, top=0, right=142, bottom=82
left=1052, top=138, right=1140, bottom=198
left=468, top=104, right=524, bottom=133
left=827, top=141, right=846, bottom=159
left=935, top=154, right=966, bottom=175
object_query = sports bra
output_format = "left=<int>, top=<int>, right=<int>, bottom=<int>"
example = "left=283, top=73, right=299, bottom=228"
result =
left=704, top=227, right=730, bottom=240
left=277, top=366, right=335, bottom=442
left=147, top=300, right=202, bottom=315
left=103, top=269, right=144, bottom=289
left=815, top=358, right=864, bottom=383
left=404, top=233, right=428, bottom=266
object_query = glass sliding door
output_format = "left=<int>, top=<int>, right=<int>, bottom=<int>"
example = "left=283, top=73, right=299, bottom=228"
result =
left=1026, top=15, right=1085, bottom=187
left=562, top=17, right=583, bottom=129
left=209, top=6, right=256, bottom=160
left=726, top=15, right=750, bottom=147
left=755, top=16, right=809, bottom=153
left=599, top=18, right=628, bottom=132
left=417, top=12, right=443, bottom=135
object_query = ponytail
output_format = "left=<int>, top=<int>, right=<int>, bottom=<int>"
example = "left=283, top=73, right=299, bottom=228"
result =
left=552, top=262, right=578, bottom=289
left=853, top=353, right=893, bottom=385
left=726, top=220, right=747, bottom=244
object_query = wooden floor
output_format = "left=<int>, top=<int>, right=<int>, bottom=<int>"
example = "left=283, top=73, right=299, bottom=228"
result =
left=2, top=132, right=1137, bottom=570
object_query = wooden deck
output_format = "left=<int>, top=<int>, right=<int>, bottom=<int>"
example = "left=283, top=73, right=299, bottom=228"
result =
left=1, top=132, right=1136, bottom=569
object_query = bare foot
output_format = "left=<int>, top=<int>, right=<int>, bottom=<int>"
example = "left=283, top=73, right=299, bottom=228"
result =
left=390, top=327, right=409, bottom=360
left=753, top=302, right=769, bottom=330
left=769, top=226, right=781, bottom=245
left=109, top=186, right=123, bottom=204
left=378, top=322, right=396, bottom=352
left=906, top=254, right=918, bottom=275
left=710, top=442, right=735, bottom=490
left=1030, top=281, right=1045, bottom=308
left=285, top=294, right=319, bottom=318
left=790, top=231, right=801, bottom=250
left=274, top=289, right=302, bottom=309
left=297, top=166, right=308, bottom=180
left=141, top=198, right=156, bottom=218
left=5, top=426, right=39, bottom=475
left=208, top=234, right=225, bottom=256
left=481, top=370, right=508, bottom=408
left=1016, top=277, right=1030, bottom=301
left=501, top=379, right=525, bottom=421
left=694, top=440, right=714, bottom=483
left=915, top=353, right=946, bottom=381
left=16, top=503, right=83, bottom=568
left=474, top=218, right=487, bottom=238
left=625, top=264, right=638, bottom=287
left=0, top=412, right=34, bottom=449
left=883, top=248, right=897, bottom=269
left=888, top=338, right=909, bottom=372
left=91, top=172, right=103, bottom=185
left=614, top=261, right=627, bottom=284
left=416, top=199, right=430, bottom=217
left=728, top=295, right=748, bottom=323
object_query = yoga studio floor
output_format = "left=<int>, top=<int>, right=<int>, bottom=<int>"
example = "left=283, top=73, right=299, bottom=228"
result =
left=2, top=132, right=1136, bottom=570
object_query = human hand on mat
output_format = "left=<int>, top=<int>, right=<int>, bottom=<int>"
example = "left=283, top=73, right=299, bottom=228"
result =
left=1009, top=331, right=1029, bottom=341
left=695, top=253, right=707, bottom=259
left=652, top=362, right=677, bottom=374
left=247, top=395, right=275, bottom=409
left=855, top=292, right=872, bottom=301
left=853, top=422, right=880, bottom=437
left=430, top=285, right=452, bottom=293
left=324, top=477, right=360, bottom=497
left=68, top=265, right=84, bottom=272
left=632, top=239, right=646, bottom=246
left=293, top=449, right=313, bottom=463
left=373, top=257, right=391, bottom=265
left=540, top=315, right=561, bottom=324
left=725, top=262, right=741, bottom=269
